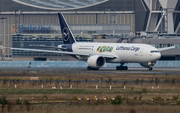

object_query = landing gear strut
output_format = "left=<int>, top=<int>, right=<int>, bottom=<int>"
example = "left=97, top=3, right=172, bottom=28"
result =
left=116, top=63, right=128, bottom=70
left=149, top=67, right=153, bottom=71
left=87, top=66, right=99, bottom=70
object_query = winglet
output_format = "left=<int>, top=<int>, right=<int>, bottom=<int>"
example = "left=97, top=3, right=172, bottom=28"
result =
left=158, top=46, right=175, bottom=51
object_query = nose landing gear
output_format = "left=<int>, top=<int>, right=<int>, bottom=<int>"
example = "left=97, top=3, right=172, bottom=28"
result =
left=149, top=67, right=153, bottom=70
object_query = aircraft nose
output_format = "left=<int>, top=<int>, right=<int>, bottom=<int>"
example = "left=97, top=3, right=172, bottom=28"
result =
left=156, top=53, right=161, bottom=60
left=152, top=52, right=161, bottom=61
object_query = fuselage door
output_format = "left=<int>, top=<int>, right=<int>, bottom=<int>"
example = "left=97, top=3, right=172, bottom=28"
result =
left=140, top=48, right=143, bottom=56
left=149, top=49, right=153, bottom=61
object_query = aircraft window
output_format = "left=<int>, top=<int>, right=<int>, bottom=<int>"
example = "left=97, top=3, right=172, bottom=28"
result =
left=151, top=50, right=160, bottom=53
left=163, top=44, right=166, bottom=47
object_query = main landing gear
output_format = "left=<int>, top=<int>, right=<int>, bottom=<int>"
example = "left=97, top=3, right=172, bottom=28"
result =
left=116, top=63, right=128, bottom=70
left=87, top=66, right=99, bottom=70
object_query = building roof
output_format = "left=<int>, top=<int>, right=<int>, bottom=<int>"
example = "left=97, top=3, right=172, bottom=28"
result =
left=12, top=0, right=108, bottom=10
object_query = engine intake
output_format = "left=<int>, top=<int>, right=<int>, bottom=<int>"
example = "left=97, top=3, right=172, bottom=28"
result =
left=87, top=55, right=106, bottom=68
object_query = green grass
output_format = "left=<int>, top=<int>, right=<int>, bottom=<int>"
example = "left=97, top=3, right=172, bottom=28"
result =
left=0, top=89, right=132, bottom=95
left=0, top=89, right=105, bottom=95
left=1, top=88, right=180, bottom=95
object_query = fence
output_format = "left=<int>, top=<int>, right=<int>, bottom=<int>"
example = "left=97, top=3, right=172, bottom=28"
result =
left=0, top=61, right=179, bottom=68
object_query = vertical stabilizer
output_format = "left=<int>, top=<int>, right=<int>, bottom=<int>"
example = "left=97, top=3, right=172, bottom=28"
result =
left=58, top=13, right=76, bottom=44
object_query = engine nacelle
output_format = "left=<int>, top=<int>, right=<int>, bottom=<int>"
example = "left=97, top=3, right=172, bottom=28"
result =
left=87, top=55, right=106, bottom=68
left=140, top=62, right=156, bottom=68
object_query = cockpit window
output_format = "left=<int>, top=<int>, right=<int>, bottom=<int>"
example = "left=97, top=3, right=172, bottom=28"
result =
left=151, top=50, right=160, bottom=53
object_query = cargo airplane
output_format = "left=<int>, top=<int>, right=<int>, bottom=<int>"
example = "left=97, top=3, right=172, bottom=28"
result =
left=11, top=13, right=175, bottom=70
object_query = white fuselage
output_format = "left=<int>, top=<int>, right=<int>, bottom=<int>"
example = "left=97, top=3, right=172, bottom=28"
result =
left=71, top=42, right=161, bottom=63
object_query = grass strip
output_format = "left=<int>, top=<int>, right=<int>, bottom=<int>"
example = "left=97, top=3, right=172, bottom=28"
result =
left=0, top=89, right=133, bottom=95
left=1, top=88, right=180, bottom=95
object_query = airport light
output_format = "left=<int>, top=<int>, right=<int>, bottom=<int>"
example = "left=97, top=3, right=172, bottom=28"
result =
left=164, top=99, right=167, bottom=103
left=20, top=97, right=22, bottom=103
left=77, top=96, right=82, bottom=101
left=169, top=97, right=172, bottom=102
left=0, top=17, right=6, bottom=58
left=111, top=96, right=115, bottom=101
left=86, top=96, right=90, bottom=101
left=32, top=97, right=34, bottom=102
left=151, top=99, right=154, bottom=104
left=94, top=96, right=99, bottom=101
left=103, top=96, right=108, bottom=101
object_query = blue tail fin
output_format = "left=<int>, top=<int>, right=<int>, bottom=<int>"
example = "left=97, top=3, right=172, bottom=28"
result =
left=58, top=13, right=76, bottom=44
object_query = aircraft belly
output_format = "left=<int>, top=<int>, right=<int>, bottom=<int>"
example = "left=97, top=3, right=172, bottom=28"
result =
left=106, top=58, right=121, bottom=63
left=116, top=51, right=133, bottom=63
left=116, top=51, right=150, bottom=63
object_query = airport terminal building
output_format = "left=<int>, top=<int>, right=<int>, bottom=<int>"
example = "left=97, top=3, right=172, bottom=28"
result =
left=0, top=0, right=180, bottom=61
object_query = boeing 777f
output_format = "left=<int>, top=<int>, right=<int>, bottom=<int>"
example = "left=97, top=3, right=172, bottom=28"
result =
left=12, top=13, right=175, bottom=70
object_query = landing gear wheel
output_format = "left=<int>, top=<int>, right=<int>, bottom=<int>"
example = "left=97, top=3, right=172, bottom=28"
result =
left=87, top=66, right=99, bottom=70
left=149, top=67, right=153, bottom=71
left=87, top=66, right=91, bottom=70
left=116, top=66, right=128, bottom=70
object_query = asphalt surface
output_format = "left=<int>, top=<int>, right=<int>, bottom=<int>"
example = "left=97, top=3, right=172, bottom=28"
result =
left=0, top=67, right=179, bottom=84
left=0, top=67, right=180, bottom=74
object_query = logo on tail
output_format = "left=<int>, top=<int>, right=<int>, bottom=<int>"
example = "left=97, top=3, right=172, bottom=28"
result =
left=63, top=27, right=69, bottom=41
left=58, top=13, right=76, bottom=44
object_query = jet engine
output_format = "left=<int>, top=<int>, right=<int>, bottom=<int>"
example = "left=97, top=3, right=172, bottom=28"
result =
left=140, top=62, right=156, bottom=68
left=87, top=55, right=106, bottom=68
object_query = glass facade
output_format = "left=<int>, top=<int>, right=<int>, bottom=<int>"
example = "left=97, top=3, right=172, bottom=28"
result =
left=150, top=44, right=180, bottom=49
left=12, top=34, right=95, bottom=56
left=152, top=44, right=175, bottom=48
left=12, top=34, right=63, bottom=56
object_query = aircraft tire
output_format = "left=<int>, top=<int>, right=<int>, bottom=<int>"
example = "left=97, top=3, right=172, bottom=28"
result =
left=125, top=66, right=128, bottom=70
left=87, top=66, right=99, bottom=70
left=149, top=67, right=153, bottom=71
left=116, top=66, right=128, bottom=70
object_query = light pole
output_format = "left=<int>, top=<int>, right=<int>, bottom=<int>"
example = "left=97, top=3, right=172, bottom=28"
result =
left=0, top=17, right=6, bottom=58
left=106, top=9, right=110, bottom=24
left=106, top=9, right=116, bottom=24
left=15, top=9, right=24, bottom=33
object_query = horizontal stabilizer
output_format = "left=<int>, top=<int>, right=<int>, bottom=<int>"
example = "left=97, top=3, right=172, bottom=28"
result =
left=29, top=45, right=63, bottom=49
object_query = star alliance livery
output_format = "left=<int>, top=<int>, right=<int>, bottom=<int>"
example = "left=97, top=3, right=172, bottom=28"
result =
left=11, top=13, right=175, bottom=70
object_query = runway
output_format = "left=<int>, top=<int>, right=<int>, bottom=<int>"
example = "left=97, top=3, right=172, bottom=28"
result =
left=0, top=67, right=180, bottom=84
left=0, top=78, right=179, bottom=84
left=0, top=67, right=180, bottom=74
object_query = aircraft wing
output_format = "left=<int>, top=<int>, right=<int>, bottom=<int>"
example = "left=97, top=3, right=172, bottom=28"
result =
left=158, top=46, right=175, bottom=51
left=29, top=45, right=61, bottom=49
left=11, top=48, right=116, bottom=58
